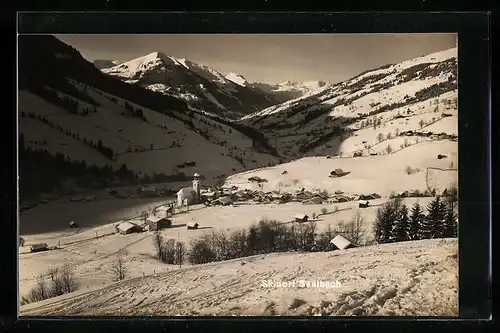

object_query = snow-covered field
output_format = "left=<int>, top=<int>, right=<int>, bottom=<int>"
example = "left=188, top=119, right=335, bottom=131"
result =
left=225, top=140, right=458, bottom=197
left=20, top=238, right=458, bottom=316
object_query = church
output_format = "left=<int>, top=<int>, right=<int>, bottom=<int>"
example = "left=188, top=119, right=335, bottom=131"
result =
left=176, top=172, right=201, bottom=207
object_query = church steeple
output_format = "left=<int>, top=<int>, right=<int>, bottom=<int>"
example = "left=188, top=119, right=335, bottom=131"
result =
left=192, top=172, right=201, bottom=202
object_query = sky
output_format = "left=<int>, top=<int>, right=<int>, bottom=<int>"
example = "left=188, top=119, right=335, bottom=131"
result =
left=55, top=34, right=456, bottom=84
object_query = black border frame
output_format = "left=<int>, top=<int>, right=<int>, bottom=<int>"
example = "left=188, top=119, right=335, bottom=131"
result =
left=2, top=11, right=492, bottom=332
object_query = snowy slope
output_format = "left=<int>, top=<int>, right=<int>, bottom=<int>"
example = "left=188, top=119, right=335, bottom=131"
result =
left=18, top=36, right=279, bottom=190
left=252, top=80, right=332, bottom=103
left=225, top=72, right=250, bottom=87
left=224, top=140, right=458, bottom=197
left=93, top=59, right=123, bottom=70
left=240, top=48, right=458, bottom=158
left=101, top=52, right=278, bottom=118
left=20, top=238, right=458, bottom=316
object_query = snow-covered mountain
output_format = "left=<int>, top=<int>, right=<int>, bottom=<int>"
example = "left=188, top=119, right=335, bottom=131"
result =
left=225, top=72, right=250, bottom=87
left=93, top=59, right=123, bottom=70
left=241, top=47, right=458, bottom=158
left=17, top=35, right=279, bottom=202
left=253, top=80, right=332, bottom=103
left=17, top=35, right=458, bottom=205
left=100, top=52, right=277, bottom=119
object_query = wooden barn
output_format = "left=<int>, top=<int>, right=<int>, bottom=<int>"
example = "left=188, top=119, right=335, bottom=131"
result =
left=330, top=169, right=350, bottom=177
left=187, top=222, right=199, bottom=230
left=358, top=200, right=370, bottom=208
left=294, top=214, right=309, bottom=222
left=330, top=235, right=359, bottom=250
left=29, top=243, right=48, bottom=253
left=116, top=222, right=142, bottom=235
left=146, top=216, right=172, bottom=231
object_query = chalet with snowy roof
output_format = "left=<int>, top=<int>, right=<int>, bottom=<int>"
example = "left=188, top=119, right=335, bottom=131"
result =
left=330, top=235, right=359, bottom=250
left=116, top=222, right=142, bottom=235
left=30, top=243, right=48, bottom=253
left=330, top=169, right=350, bottom=177
left=139, top=185, right=157, bottom=196
left=187, top=221, right=199, bottom=230
left=177, top=172, right=202, bottom=207
left=146, top=216, right=172, bottom=231
left=294, top=214, right=309, bottom=222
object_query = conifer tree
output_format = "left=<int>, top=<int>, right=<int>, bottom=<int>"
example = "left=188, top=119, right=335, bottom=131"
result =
left=409, top=202, right=424, bottom=240
left=393, top=204, right=410, bottom=242
left=443, top=201, right=458, bottom=238
left=422, top=196, right=447, bottom=239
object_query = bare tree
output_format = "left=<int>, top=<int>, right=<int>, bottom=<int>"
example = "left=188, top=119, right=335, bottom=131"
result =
left=152, top=231, right=165, bottom=260
left=386, top=144, right=393, bottom=154
left=335, top=210, right=367, bottom=245
left=175, top=241, right=186, bottom=265
left=28, top=273, right=49, bottom=303
left=60, top=263, right=78, bottom=294
left=386, top=132, right=392, bottom=140
left=419, top=119, right=425, bottom=129
left=47, top=266, right=64, bottom=296
left=377, top=133, right=385, bottom=143
left=110, top=250, right=128, bottom=281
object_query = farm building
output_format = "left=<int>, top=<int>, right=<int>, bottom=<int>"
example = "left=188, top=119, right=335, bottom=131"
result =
left=155, top=205, right=174, bottom=217
left=294, top=214, right=309, bottom=222
left=187, top=221, right=199, bottom=230
left=212, top=196, right=233, bottom=206
left=302, top=197, right=324, bottom=205
left=146, top=216, right=172, bottom=231
left=30, top=243, right=48, bottom=253
left=139, top=186, right=157, bottom=197
left=358, top=200, right=370, bottom=208
left=116, top=222, right=142, bottom=235
left=330, top=169, right=350, bottom=177
left=68, top=221, right=78, bottom=228
left=330, top=235, right=359, bottom=250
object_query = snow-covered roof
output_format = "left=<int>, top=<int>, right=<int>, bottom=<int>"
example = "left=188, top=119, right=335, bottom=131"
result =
left=30, top=243, right=48, bottom=250
left=177, top=187, right=194, bottom=196
left=294, top=214, right=308, bottom=219
left=117, top=222, right=136, bottom=231
left=141, top=186, right=156, bottom=192
left=147, top=215, right=165, bottom=223
left=193, top=172, right=200, bottom=177
left=330, top=235, right=354, bottom=250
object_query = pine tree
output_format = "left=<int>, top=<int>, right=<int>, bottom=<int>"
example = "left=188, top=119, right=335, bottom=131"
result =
left=422, top=196, right=447, bottom=239
left=409, top=202, right=424, bottom=240
left=443, top=201, right=458, bottom=238
left=393, top=204, right=410, bottom=242
left=374, top=200, right=398, bottom=244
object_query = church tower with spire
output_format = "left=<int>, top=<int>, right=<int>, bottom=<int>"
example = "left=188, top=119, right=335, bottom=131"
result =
left=192, top=172, right=201, bottom=203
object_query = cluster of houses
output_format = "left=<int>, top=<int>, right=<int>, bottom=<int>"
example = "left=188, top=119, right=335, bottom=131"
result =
left=203, top=187, right=358, bottom=207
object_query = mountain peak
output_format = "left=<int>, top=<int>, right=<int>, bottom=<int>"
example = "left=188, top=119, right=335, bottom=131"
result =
left=225, top=72, right=249, bottom=87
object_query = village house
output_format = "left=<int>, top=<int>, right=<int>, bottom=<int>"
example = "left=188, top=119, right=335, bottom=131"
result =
left=330, top=235, right=359, bottom=250
left=156, top=205, right=174, bottom=218
left=302, top=196, right=324, bottom=205
left=187, top=221, right=199, bottom=230
left=146, top=216, right=172, bottom=231
left=30, top=243, right=48, bottom=253
left=116, top=221, right=142, bottom=235
left=177, top=172, right=202, bottom=207
left=330, top=168, right=350, bottom=177
left=139, top=185, right=158, bottom=197
left=294, top=214, right=309, bottom=222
